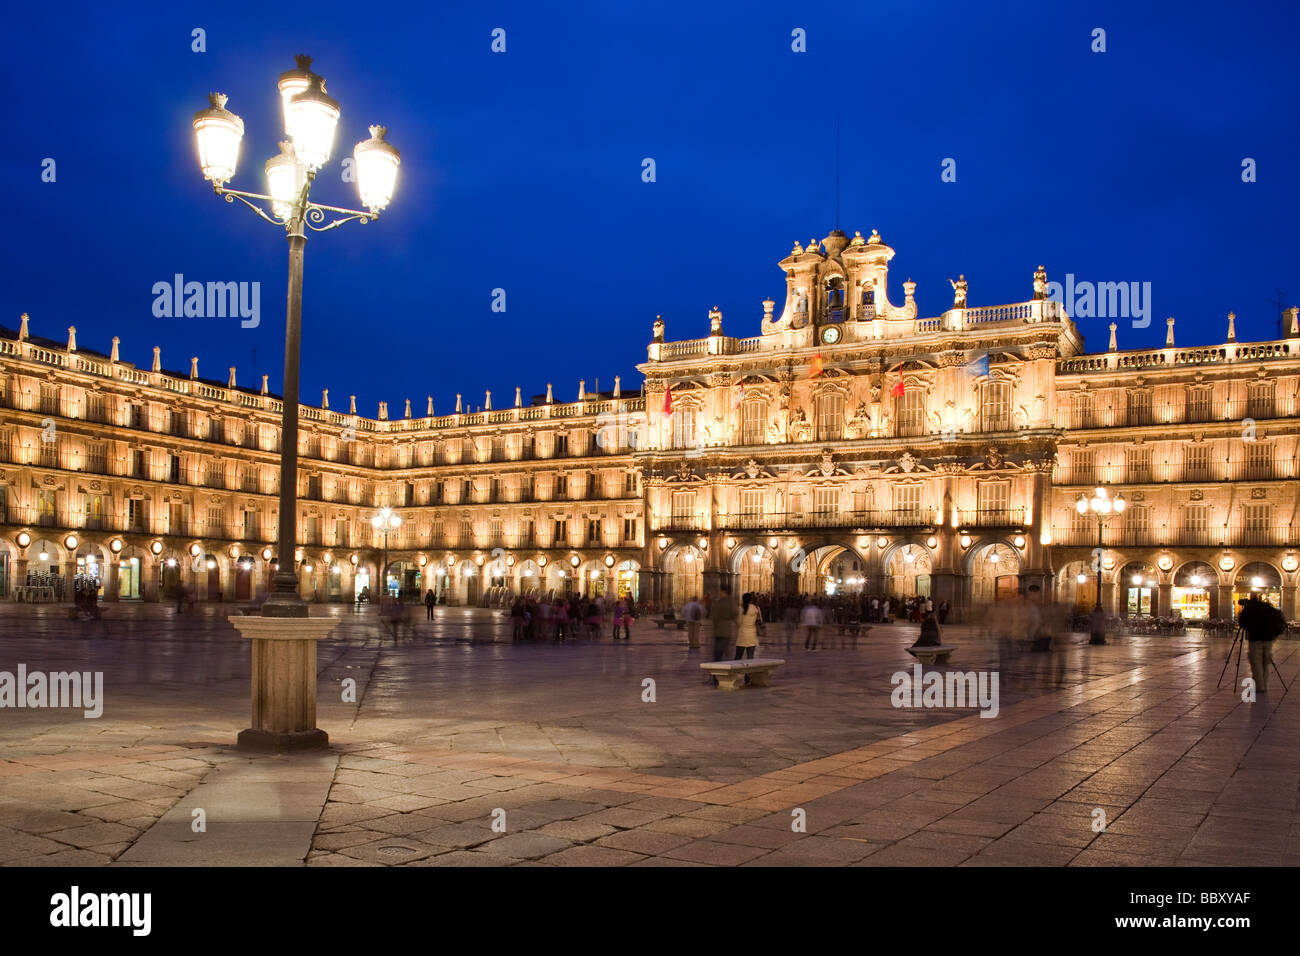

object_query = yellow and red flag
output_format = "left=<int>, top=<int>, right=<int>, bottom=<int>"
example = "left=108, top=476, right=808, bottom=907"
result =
left=662, top=384, right=673, bottom=416
left=810, top=354, right=824, bottom=378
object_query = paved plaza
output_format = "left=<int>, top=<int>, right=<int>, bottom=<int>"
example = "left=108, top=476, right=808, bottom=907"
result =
left=0, top=603, right=1296, bottom=867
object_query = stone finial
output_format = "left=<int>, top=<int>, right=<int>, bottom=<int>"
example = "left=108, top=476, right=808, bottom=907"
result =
left=484, top=390, right=492, bottom=411
left=404, top=398, right=412, bottom=418
left=1289, top=306, right=1299, bottom=336
left=228, top=367, right=237, bottom=388
left=709, top=306, right=723, bottom=335
left=350, top=394, right=357, bottom=414
left=455, top=393, right=463, bottom=414
left=427, top=396, right=434, bottom=416
left=546, top=383, right=553, bottom=404
left=514, top=386, right=522, bottom=408
left=791, top=240, right=804, bottom=255
left=903, top=278, right=916, bottom=301
left=1165, top=317, right=1175, bottom=347
left=1227, top=311, right=1236, bottom=342
left=613, top=376, right=621, bottom=398
left=66, top=326, right=77, bottom=352
left=762, top=298, right=774, bottom=318
left=110, top=336, right=120, bottom=362
left=322, top=388, right=329, bottom=409
left=17, top=313, right=28, bottom=342
left=379, top=401, right=388, bottom=420
left=1108, top=322, right=1118, bottom=352
left=262, top=375, right=269, bottom=395
left=190, top=357, right=199, bottom=379
left=152, top=346, right=161, bottom=372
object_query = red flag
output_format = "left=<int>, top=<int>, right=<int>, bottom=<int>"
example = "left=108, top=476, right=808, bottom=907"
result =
left=810, top=354, right=824, bottom=377
left=662, top=384, right=673, bottom=415
left=891, top=375, right=905, bottom=397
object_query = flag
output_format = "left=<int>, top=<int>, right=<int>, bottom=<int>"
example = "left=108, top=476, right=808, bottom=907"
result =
left=891, top=374, right=905, bottom=397
left=662, top=384, right=673, bottom=416
left=733, top=380, right=745, bottom=410
left=810, top=354, right=824, bottom=378
left=965, top=351, right=990, bottom=378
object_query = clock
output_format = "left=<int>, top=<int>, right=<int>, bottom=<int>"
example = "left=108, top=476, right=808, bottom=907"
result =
left=821, top=325, right=842, bottom=345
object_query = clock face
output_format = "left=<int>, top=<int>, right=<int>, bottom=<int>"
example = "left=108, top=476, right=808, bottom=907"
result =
left=821, top=325, right=842, bottom=345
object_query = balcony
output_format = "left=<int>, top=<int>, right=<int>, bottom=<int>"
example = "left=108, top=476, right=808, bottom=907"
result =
left=1055, top=524, right=1291, bottom=548
left=956, top=508, right=1027, bottom=528
left=1059, top=395, right=1296, bottom=430
left=712, top=509, right=936, bottom=532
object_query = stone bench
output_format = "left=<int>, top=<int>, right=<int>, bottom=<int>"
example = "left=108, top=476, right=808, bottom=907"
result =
left=906, top=644, right=957, bottom=666
left=654, top=617, right=688, bottom=630
left=700, top=658, right=786, bottom=690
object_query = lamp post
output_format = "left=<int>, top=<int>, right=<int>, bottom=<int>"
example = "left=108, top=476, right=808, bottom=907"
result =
left=371, top=507, right=401, bottom=604
left=1076, top=486, right=1125, bottom=645
left=194, top=56, right=400, bottom=752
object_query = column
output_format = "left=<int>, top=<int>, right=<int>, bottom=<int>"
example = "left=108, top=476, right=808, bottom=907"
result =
left=106, top=558, right=120, bottom=603
left=1157, top=582, right=1172, bottom=617
left=64, top=557, right=77, bottom=603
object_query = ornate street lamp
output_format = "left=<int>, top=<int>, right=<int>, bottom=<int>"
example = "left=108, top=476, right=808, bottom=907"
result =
left=1076, top=486, right=1125, bottom=645
left=194, top=55, right=400, bottom=753
left=193, top=55, right=400, bottom=617
left=371, top=507, right=402, bottom=603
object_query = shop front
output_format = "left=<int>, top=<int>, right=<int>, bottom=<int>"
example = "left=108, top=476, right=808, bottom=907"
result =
left=1171, top=562, right=1215, bottom=622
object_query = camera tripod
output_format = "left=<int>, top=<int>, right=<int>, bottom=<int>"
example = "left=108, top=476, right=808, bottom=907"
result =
left=1216, top=626, right=1289, bottom=692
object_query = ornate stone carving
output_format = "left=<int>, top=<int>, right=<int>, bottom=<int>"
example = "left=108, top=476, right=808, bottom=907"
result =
left=819, top=450, right=835, bottom=477
left=790, top=407, right=812, bottom=442
left=983, top=447, right=1004, bottom=470
left=674, top=462, right=693, bottom=481
left=1250, top=488, right=1267, bottom=500
left=898, top=452, right=917, bottom=474
left=1190, top=489, right=1204, bottom=501
left=745, top=458, right=761, bottom=479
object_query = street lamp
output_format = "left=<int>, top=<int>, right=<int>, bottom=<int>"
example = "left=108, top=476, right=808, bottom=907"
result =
left=195, top=56, right=400, bottom=754
left=1076, top=486, right=1125, bottom=645
left=371, top=507, right=401, bottom=603
left=193, top=55, right=400, bottom=618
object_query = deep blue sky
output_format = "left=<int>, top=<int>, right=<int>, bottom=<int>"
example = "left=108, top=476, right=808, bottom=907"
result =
left=3, top=0, right=1298, bottom=414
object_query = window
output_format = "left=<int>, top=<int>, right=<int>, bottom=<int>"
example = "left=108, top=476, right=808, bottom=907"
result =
left=39, top=384, right=59, bottom=415
left=587, top=519, right=602, bottom=544
left=742, top=400, right=767, bottom=445
left=491, top=518, right=504, bottom=544
left=170, top=410, right=187, bottom=437
left=1247, top=383, right=1274, bottom=419
left=623, top=517, right=637, bottom=543
left=893, top=484, right=922, bottom=517
left=624, top=471, right=637, bottom=495
left=977, top=482, right=1009, bottom=521
left=672, top=491, right=696, bottom=520
left=459, top=520, right=473, bottom=546
left=1126, top=390, right=1152, bottom=426
left=1125, top=505, right=1150, bottom=539
left=981, top=382, right=1011, bottom=432
left=896, top=390, right=925, bottom=437
left=555, top=474, right=568, bottom=497
left=84, top=494, right=104, bottom=530
left=813, top=488, right=840, bottom=514
left=554, top=433, right=568, bottom=457
left=672, top=409, right=696, bottom=450
left=209, top=415, right=223, bottom=442
left=1242, top=504, right=1271, bottom=544
left=246, top=511, right=259, bottom=540
left=170, top=455, right=182, bottom=484
left=1127, top=447, right=1152, bottom=483
left=38, top=489, right=57, bottom=526
left=816, top=393, right=844, bottom=441
left=87, top=442, right=107, bottom=474
left=307, top=475, right=322, bottom=499
left=302, top=516, right=319, bottom=545
left=205, top=461, right=223, bottom=488
left=741, top=490, right=763, bottom=516
left=553, top=519, right=567, bottom=545
left=86, top=394, right=107, bottom=424
left=1184, top=504, right=1208, bottom=534
left=334, top=517, right=348, bottom=546
left=207, top=507, right=224, bottom=537
left=125, top=403, right=142, bottom=429
left=169, top=502, right=184, bottom=534
left=127, top=498, right=148, bottom=533
left=1072, top=393, right=1096, bottom=429
left=1185, top=387, right=1212, bottom=424
left=462, top=479, right=474, bottom=502
left=131, top=449, right=148, bottom=479
left=1072, top=449, right=1095, bottom=484
left=490, top=436, right=505, bottom=461
left=1184, top=445, right=1209, bottom=481
left=1246, top=441, right=1272, bottom=479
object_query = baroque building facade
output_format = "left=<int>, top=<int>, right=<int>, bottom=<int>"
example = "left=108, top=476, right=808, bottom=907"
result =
left=2, top=227, right=1298, bottom=620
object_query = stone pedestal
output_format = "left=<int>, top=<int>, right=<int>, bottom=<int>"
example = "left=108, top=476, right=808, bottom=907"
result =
left=230, top=615, right=336, bottom=753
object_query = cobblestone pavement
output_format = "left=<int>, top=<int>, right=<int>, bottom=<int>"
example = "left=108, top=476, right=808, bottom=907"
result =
left=0, top=603, right=1296, bottom=866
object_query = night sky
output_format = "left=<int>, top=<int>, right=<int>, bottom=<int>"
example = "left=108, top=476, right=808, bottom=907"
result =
left=3, top=0, right=1298, bottom=414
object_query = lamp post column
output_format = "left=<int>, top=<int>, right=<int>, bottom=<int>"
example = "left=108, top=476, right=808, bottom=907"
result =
left=264, top=215, right=308, bottom=618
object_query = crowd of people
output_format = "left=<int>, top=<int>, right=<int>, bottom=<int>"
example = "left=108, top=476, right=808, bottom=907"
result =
left=492, top=592, right=637, bottom=641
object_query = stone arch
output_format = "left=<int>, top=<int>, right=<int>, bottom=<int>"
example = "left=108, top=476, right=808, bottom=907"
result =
left=1172, top=560, right=1217, bottom=620
left=969, top=541, right=1021, bottom=603
left=662, top=540, right=704, bottom=607
left=1234, top=560, right=1282, bottom=609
